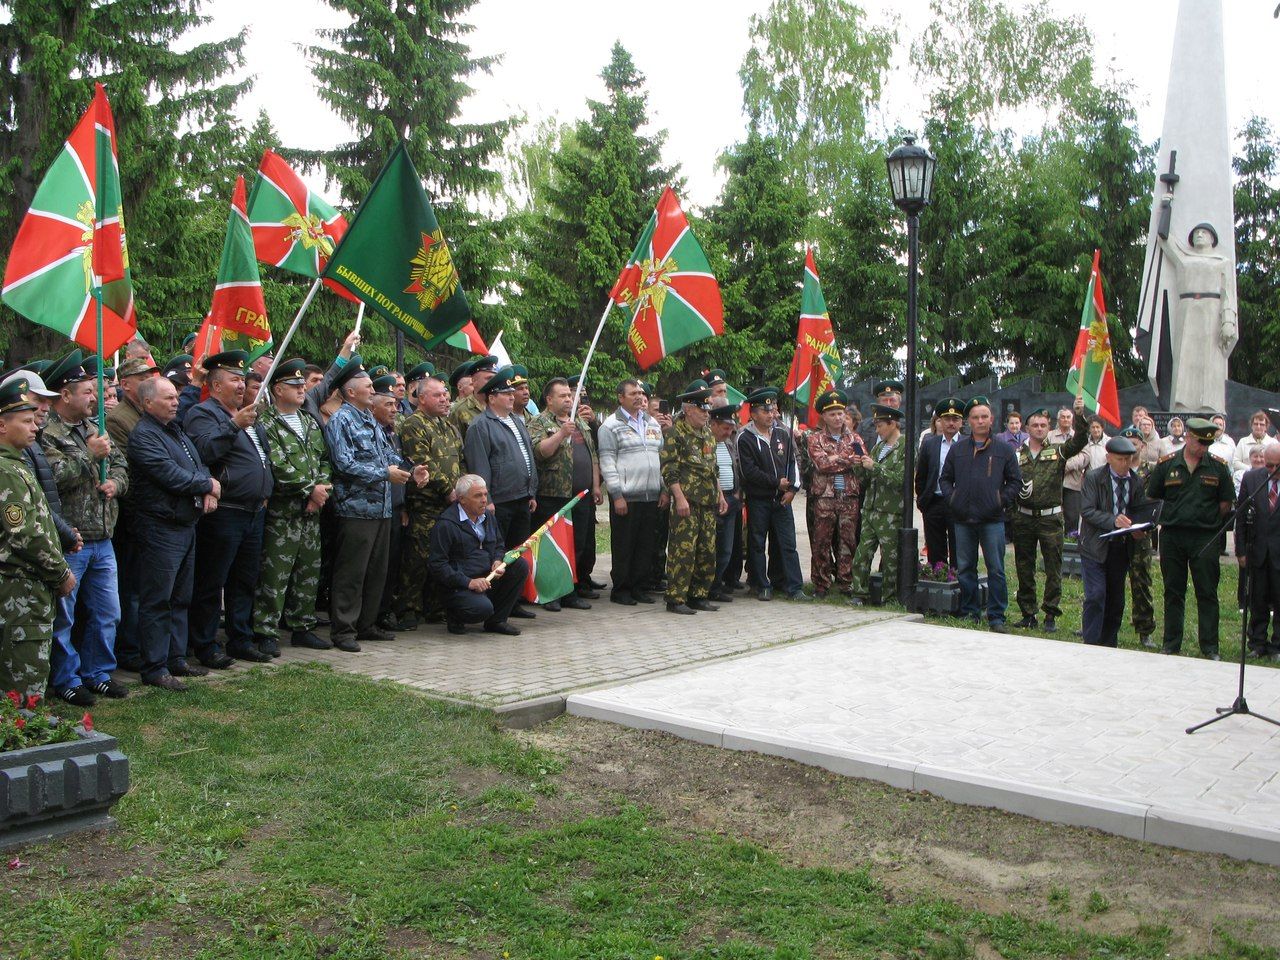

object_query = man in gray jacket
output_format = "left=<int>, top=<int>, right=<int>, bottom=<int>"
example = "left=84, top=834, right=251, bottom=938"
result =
left=598, top=378, right=666, bottom=605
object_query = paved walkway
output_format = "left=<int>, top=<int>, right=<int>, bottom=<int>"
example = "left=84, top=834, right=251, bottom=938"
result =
left=568, top=619, right=1280, bottom=865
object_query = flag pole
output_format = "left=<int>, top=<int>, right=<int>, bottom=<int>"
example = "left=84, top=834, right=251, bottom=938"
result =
left=569, top=298, right=613, bottom=421
left=353, top=302, right=366, bottom=336
left=94, top=290, right=107, bottom=483
left=255, top=277, right=322, bottom=406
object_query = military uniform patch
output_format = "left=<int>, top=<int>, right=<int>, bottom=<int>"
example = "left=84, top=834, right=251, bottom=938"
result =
left=4, top=503, right=23, bottom=526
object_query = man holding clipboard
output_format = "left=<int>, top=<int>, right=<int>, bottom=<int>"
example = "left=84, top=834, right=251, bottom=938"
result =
left=1079, top=435, right=1156, bottom=647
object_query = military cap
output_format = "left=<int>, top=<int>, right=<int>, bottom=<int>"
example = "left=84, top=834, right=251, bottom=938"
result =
left=709, top=402, right=741, bottom=421
left=269, top=358, right=308, bottom=386
left=43, top=350, right=91, bottom=392
left=870, top=402, right=904, bottom=423
left=367, top=364, right=391, bottom=379
left=81, top=354, right=103, bottom=377
left=201, top=350, right=249, bottom=374
left=7, top=369, right=59, bottom=399
left=101, top=366, right=116, bottom=381
left=567, top=373, right=585, bottom=389
left=508, top=364, right=530, bottom=386
left=371, top=374, right=398, bottom=396
left=24, top=359, right=52, bottom=376
left=181, top=332, right=198, bottom=351
left=703, top=368, right=728, bottom=387
left=1105, top=436, right=1136, bottom=455
left=118, top=356, right=159, bottom=378
left=1188, top=222, right=1219, bottom=247
left=0, top=374, right=38, bottom=416
left=406, top=361, right=435, bottom=382
left=330, top=355, right=371, bottom=396
left=676, top=383, right=712, bottom=407
left=1120, top=425, right=1143, bottom=440
left=934, top=396, right=964, bottom=419
left=815, top=389, right=847, bottom=413
left=964, top=395, right=992, bottom=416
left=479, top=365, right=517, bottom=395
left=471, top=354, right=499, bottom=374
left=1186, top=416, right=1220, bottom=442
left=448, top=359, right=476, bottom=389
left=1025, top=408, right=1051, bottom=422
left=745, top=386, right=778, bottom=408
left=638, top=381, right=655, bottom=397
left=874, top=379, right=904, bottom=398
left=164, top=353, right=193, bottom=378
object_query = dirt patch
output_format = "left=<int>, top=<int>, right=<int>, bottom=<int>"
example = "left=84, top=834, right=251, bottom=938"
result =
left=518, top=716, right=1280, bottom=957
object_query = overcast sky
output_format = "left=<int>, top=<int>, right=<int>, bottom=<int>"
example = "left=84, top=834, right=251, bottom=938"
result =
left=200, top=0, right=1279, bottom=207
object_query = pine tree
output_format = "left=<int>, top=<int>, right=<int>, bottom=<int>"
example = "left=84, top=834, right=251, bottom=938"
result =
left=1232, top=115, right=1280, bottom=391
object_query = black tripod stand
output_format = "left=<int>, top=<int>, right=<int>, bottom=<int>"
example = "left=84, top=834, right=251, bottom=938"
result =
left=1185, top=460, right=1280, bottom=735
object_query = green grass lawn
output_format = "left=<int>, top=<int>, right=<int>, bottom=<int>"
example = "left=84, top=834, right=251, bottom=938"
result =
left=4, top=666, right=1261, bottom=960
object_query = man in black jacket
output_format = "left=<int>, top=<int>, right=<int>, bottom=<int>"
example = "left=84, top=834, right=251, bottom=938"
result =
left=1235, top=443, right=1280, bottom=660
left=126, top=377, right=220, bottom=691
left=184, top=351, right=274, bottom=668
left=939, top=396, right=1021, bottom=631
left=427, top=475, right=529, bottom=636
left=915, top=397, right=963, bottom=570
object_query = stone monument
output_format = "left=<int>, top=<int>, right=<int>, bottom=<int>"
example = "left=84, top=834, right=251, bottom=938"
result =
left=1134, top=0, right=1237, bottom=413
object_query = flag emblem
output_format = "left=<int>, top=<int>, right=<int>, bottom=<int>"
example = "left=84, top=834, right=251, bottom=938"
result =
left=405, top=228, right=460, bottom=311
left=282, top=211, right=336, bottom=257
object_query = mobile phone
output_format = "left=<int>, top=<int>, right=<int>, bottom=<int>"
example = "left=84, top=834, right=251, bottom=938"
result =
left=657, top=399, right=670, bottom=415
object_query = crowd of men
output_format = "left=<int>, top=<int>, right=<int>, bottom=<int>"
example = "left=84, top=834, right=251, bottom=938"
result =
left=1, top=331, right=1274, bottom=705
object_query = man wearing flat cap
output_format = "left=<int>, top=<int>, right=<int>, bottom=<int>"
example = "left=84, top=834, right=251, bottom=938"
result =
left=849, top=403, right=905, bottom=606
left=805, top=389, right=866, bottom=597
left=738, top=387, right=807, bottom=601
left=1146, top=416, right=1234, bottom=659
left=0, top=376, right=75, bottom=699
left=1079, top=435, right=1152, bottom=647
left=449, top=354, right=499, bottom=438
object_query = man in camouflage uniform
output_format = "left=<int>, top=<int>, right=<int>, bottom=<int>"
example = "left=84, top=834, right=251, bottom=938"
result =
left=41, top=350, right=130, bottom=704
left=849, top=404, right=905, bottom=605
left=805, top=389, right=865, bottom=597
left=660, top=382, right=726, bottom=614
left=1010, top=397, right=1086, bottom=632
left=252, top=359, right=332, bottom=653
left=447, top=355, right=498, bottom=439
left=397, top=375, right=463, bottom=628
left=0, top=377, right=74, bottom=698
left=1124, top=426, right=1157, bottom=647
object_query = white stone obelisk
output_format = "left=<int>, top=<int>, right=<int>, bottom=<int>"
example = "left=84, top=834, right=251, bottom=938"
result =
left=1134, top=0, right=1237, bottom=414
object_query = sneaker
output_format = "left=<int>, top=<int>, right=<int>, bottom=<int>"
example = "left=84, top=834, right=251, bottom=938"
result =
left=58, top=685, right=97, bottom=707
left=90, top=678, right=130, bottom=700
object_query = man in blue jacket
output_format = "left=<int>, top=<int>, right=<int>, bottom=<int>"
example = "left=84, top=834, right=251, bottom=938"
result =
left=940, top=396, right=1021, bottom=631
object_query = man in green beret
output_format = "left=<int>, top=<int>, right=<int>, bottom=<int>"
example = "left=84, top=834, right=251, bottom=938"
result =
left=849, top=404, right=905, bottom=605
left=1145, top=416, right=1234, bottom=659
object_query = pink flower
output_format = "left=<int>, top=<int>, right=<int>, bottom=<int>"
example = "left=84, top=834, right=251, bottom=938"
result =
left=6, top=856, right=25, bottom=871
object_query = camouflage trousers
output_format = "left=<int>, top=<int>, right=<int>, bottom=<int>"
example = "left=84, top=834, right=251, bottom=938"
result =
left=665, top=504, right=717, bottom=605
left=0, top=578, right=54, bottom=698
left=810, top=495, right=859, bottom=592
left=849, top=508, right=900, bottom=601
left=251, top=510, right=322, bottom=641
left=1128, top=537, right=1156, bottom=637
left=1012, top=512, right=1064, bottom=618
left=397, top=501, right=446, bottom=619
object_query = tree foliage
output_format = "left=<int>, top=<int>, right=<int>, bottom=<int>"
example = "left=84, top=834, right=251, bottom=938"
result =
left=1231, top=116, right=1280, bottom=391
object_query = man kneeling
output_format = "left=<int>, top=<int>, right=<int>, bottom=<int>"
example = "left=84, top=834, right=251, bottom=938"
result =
left=427, top=474, right=529, bottom=636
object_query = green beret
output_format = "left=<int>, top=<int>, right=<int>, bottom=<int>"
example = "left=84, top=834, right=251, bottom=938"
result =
left=870, top=402, right=903, bottom=423
left=815, top=389, right=847, bottom=413
left=181, top=332, right=198, bottom=351
left=745, top=386, right=779, bottom=408
left=269, top=358, right=308, bottom=386
left=934, top=397, right=963, bottom=419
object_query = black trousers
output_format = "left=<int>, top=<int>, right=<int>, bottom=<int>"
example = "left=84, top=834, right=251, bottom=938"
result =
left=189, top=505, right=265, bottom=658
left=1063, top=488, right=1082, bottom=535
left=112, top=515, right=143, bottom=669
left=493, top=498, right=532, bottom=551
left=330, top=516, right=391, bottom=641
left=921, top=499, right=957, bottom=569
left=724, top=509, right=745, bottom=586
left=445, top=555, right=529, bottom=626
left=609, top=497, right=657, bottom=597
left=1246, top=559, right=1280, bottom=655
left=535, top=495, right=593, bottom=587
left=134, top=516, right=196, bottom=682
left=1082, top=547, right=1130, bottom=647
left=648, top=502, right=669, bottom=586
left=380, top=513, right=405, bottom=619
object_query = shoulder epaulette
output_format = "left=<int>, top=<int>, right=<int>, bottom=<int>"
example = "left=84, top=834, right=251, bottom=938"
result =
left=1158, top=453, right=1176, bottom=463
left=1210, top=453, right=1228, bottom=465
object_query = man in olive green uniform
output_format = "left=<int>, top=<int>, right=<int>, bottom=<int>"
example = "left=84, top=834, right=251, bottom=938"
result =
left=397, top=374, right=464, bottom=628
left=0, top=377, right=74, bottom=697
left=447, top=355, right=498, bottom=438
left=660, top=383, right=726, bottom=614
left=1011, top=398, right=1086, bottom=631
left=1146, top=417, right=1234, bottom=659
left=849, top=404, right=905, bottom=605
left=1124, top=426, right=1158, bottom=647
left=252, top=360, right=332, bottom=653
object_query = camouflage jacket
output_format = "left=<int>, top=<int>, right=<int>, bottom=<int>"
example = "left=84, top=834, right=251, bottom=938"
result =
left=40, top=409, right=129, bottom=540
left=448, top=394, right=485, bottom=439
left=398, top=412, right=463, bottom=511
left=856, top=436, right=905, bottom=518
left=1015, top=416, right=1086, bottom=511
left=324, top=402, right=405, bottom=520
left=261, top=406, right=330, bottom=515
left=0, top=444, right=70, bottom=635
left=805, top=427, right=866, bottom=499
left=660, top=417, right=720, bottom=508
left=105, top=398, right=143, bottom=460
left=528, top=410, right=597, bottom=500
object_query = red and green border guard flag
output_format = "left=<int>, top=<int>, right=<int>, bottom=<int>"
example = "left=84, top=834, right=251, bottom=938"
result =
left=611, top=187, right=723, bottom=370
left=192, top=176, right=272, bottom=366
left=445, top=320, right=488, bottom=355
left=517, top=492, right=584, bottom=604
left=785, top=247, right=842, bottom=427
left=1066, top=249, right=1121, bottom=428
left=2, top=83, right=136, bottom=354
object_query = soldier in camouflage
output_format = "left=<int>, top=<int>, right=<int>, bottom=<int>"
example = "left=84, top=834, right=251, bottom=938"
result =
left=396, top=375, right=464, bottom=628
left=849, top=404, right=905, bottom=605
left=1010, top=397, right=1086, bottom=632
left=660, top=383, right=726, bottom=614
left=447, top=355, right=498, bottom=439
left=1124, top=427, right=1157, bottom=647
left=252, top=359, right=333, bottom=653
left=0, top=377, right=74, bottom=699
left=805, top=389, right=865, bottom=597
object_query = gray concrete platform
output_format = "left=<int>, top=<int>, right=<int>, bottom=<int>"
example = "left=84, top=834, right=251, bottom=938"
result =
left=567, top=620, right=1280, bottom=865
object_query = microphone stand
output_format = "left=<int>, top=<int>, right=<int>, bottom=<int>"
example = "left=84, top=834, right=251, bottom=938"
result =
left=1185, top=456, right=1280, bottom=734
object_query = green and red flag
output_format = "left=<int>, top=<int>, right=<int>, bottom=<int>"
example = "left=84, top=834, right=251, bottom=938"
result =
left=321, top=141, right=472, bottom=350
left=191, top=176, right=272, bottom=366
left=610, top=187, right=723, bottom=370
left=506, top=491, right=586, bottom=604
left=445, top=320, right=488, bottom=355
left=2, top=83, right=135, bottom=354
left=1066, top=249, right=1121, bottom=428
left=785, top=247, right=842, bottom=427
left=247, top=148, right=358, bottom=303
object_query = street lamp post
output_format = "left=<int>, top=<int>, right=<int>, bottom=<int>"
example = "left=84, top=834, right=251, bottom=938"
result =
left=885, top=135, right=937, bottom=608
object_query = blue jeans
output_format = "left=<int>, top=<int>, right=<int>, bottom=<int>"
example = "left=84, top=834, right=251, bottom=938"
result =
left=50, top=539, right=120, bottom=691
left=746, top=498, right=804, bottom=595
left=714, top=494, right=739, bottom=588
left=954, top=521, right=1008, bottom=624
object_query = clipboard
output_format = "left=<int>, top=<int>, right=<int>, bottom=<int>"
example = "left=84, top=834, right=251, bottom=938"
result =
left=1098, top=499, right=1163, bottom=539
